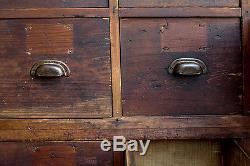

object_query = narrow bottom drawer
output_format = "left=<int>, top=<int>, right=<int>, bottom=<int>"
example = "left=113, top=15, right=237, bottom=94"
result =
left=0, top=142, right=114, bottom=166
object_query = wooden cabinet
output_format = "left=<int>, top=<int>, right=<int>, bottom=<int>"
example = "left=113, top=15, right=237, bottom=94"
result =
left=0, top=0, right=249, bottom=165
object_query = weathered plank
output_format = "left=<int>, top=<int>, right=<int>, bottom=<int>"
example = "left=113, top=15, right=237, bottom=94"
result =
left=0, top=0, right=108, bottom=8
left=0, top=116, right=249, bottom=141
left=119, top=0, right=239, bottom=7
left=119, top=8, right=241, bottom=17
left=0, top=8, right=110, bottom=18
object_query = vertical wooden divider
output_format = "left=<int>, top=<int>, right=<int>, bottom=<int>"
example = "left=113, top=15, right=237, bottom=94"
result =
left=223, top=1, right=250, bottom=165
left=109, top=0, right=122, bottom=118
left=109, top=2, right=125, bottom=165
left=242, top=0, right=250, bottom=115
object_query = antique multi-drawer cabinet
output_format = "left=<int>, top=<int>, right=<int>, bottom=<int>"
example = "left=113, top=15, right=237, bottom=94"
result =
left=0, top=0, right=249, bottom=165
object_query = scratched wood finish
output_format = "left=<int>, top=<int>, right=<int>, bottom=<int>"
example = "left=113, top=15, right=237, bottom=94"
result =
left=0, top=116, right=249, bottom=141
left=0, top=0, right=108, bottom=8
left=126, top=140, right=223, bottom=166
left=119, top=0, right=239, bottom=7
left=0, top=18, right=112, bottom=118
left=121, top=18, right=242, bottom=116
left=0, top=142, right=114, bottom=166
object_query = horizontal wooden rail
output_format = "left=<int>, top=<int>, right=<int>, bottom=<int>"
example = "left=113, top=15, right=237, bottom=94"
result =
left=0, top=8, right=110, bottom=18
left=0, top=7, right=241, bottom=19
left=119, top=7, right=242, bottom=17
left=0, top=115, right=249, bottom=141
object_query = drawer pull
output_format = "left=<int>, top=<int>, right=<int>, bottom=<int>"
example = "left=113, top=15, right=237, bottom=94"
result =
left=168, top=58, right=207, bottom=76
left=30, top=60, right=70, bottom=78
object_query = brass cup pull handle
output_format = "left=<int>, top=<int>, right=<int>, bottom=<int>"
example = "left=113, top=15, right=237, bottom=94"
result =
left=168, top=58, right=207, bottom=76
left=30, top=60, right=70, bottom=78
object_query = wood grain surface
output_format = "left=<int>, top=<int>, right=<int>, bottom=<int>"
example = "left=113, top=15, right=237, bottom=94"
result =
left=0, top=8, right=110, bottom=19
left=242, top=0, right=250, bottom=115
left=0, top=141, right=114, bottom=166
left=119, top=0, right=239, bottom=8
left=0, top=18, right=112, bottom=118
left=0, top=116, right=249, bottom=141
left=110, top=0, right=122, bottom=117
left=0, top=0, right=108, bottom=8
left=121, top=18, right=242, bottom=116
left=119, top=7, right=241, bottom=17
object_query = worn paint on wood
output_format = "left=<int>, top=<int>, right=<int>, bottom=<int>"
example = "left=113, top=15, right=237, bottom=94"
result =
left=160, top=20, right=207, bottom=52
left=26, top=23, right=73, bottom=55
left=0, top=18, right=112, bottom=118
left=121, top=18, right=242, bottom=116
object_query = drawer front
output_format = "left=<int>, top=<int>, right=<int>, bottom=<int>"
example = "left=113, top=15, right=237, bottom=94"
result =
left=0, top=0, right=108, bottom=8
left=121, top=18, right=242, bottom=116
left=120, top=0, right=239, bottom=7
left=0, top=18, right=112, bottom=118
left=0, top=142, right=113, bottom=166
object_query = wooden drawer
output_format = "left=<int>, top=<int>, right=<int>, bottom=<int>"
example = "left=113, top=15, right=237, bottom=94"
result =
left=0, top=0, right=108, bottom=8
left=0, top=18, right=112, bottom=118
left=121, top=18, right=242, bottom=116
left=127, top=140, right=223, bottom=166
left=0, top=142, right=113, bottom=166
left=119, top=0, right=239, bottom=7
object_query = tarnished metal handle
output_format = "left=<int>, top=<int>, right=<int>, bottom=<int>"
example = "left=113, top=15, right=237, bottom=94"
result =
left=30, top=60, right=70, bottom=78
left=168, top=58, right=207, bottom=76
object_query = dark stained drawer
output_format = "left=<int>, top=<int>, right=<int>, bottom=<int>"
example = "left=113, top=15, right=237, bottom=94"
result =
left=121, top=18, right=242, bottom=116
left=0, top=18, right=112, bottom=118
left=0, top=142, right=113, bottom=166
left=119, top=0, right=239, bottom=7
left=0, top=0, right=108, bottom=8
